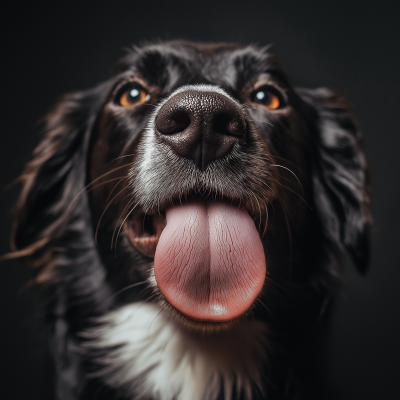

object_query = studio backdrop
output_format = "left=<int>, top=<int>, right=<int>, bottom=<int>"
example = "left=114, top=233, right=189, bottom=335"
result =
left=1, top=1, right=399, bottom=399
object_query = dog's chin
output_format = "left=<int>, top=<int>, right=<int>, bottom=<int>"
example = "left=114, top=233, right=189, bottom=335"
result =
left=124, top=194, right=267, bottom=326
left=148, top=276, right=258, bottom=334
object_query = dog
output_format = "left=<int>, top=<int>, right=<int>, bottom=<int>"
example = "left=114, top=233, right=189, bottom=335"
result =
left=9, top=41, right=371, bottom=400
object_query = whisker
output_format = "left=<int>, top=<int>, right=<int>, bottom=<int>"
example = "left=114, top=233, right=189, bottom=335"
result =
left=111, top=196, right=137, bottom=249
left=110, top=281, right=148, bottom=301
left=257, top=299, right=274, bottom=318
left=95, top=186, right=129, bottom=246
left=71, top=163, right=131, bottom=205
left=111, top=197, right=136, bottom=249
left=271, top=164, right=304, bottom=195
left=275, top=181, right=312, bottom=209
left=143, top=291, right=159, bottom=304
left=79, top=176, right=125, bottom=199
left=106, top=176, right=129, bottom=202
left=138, top=285, right=155, bottom=299
left=272, top=155, right=308, bottom=179
left=61, top=164, right=133, bottom=230
left=249, top=190, right=263, bottom=231
left=64, top=172, right=130, bottom=223
left=113, top=201, right=140, bottom=255
left=111, top=154, right=135, bottom=163
left=262, top=204, right=269, bottom=239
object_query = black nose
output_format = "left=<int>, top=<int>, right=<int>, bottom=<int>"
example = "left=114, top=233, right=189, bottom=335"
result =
left=155, top=90, right=246, bottom=171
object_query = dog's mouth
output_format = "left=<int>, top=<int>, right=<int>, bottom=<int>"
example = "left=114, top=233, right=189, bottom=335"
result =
left=124, top=197, right=267, bottom=323
left=124, top=213, right=167, bottom=258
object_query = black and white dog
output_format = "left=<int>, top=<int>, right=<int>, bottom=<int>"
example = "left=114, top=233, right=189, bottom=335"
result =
left=10, top=41, right=371, bottom=399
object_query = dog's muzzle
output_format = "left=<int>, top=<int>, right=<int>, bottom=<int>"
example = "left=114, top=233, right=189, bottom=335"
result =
left=137, top=85, right=267, bottom=323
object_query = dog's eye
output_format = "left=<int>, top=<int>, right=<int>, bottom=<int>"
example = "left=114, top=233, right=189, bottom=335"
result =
left=251, top=87, right=281, bottom=110
left=118, top=86, right=148, bottom=107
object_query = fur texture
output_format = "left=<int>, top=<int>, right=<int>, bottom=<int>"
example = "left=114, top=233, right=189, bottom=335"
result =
left=8, top=41, right=371, bottom=400
left=83, top=302, right=268, bottom=400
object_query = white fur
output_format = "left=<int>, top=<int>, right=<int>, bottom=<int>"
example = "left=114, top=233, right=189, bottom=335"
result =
left=84, top=302, right=269, bottom=400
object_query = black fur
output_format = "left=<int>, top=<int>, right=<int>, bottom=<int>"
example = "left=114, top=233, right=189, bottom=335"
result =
left=9, top=41, right=371, bottom=400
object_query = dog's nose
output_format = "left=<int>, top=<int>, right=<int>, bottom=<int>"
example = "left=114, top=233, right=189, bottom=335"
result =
left=155, top=90, right=246, bottom=171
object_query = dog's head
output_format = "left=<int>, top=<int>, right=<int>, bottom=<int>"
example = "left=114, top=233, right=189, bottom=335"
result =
left=12, top=41, right=370, bottom=330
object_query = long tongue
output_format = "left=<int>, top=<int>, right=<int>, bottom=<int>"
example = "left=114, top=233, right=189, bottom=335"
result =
left=154, top=201, right=266, bottom=322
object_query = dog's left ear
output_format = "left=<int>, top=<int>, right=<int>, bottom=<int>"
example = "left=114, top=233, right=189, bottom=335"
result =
left=296, top=88, right=371, bottom=274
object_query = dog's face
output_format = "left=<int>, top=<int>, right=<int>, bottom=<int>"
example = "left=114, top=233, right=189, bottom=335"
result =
left=91, top=42, right=308, bottom=324
left=11, top=41, right=371, bottom=398
left=88, top=42, right=368, bottom=326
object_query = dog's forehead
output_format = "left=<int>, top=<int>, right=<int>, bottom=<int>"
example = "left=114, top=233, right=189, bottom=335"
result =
left=114, top=42, right=289, bottom=92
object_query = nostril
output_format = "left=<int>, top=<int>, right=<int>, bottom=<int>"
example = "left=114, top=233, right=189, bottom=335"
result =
left=171, top=112, right=191, bottom=134
left=156, top=111, right=191, bottom=135
left=213, top=112, right=246, bottom=137
left=213, top=114, right=232, bottom=136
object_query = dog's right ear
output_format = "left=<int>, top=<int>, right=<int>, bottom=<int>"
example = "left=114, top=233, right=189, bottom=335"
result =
left=7, top=82, right=110, bottom=283
left=6, top=81, right=114, bottom=400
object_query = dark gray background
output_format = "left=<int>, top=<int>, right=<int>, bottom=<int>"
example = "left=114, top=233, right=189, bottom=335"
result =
left=1, top=0, right=399, bottom=398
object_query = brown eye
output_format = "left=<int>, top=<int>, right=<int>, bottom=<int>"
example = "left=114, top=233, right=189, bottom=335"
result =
left=252, top=87, right=281, bottom=110
left=118, top=86, right=148, bottom=107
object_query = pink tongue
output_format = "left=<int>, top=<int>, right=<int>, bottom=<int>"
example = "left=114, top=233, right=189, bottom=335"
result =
left=154, top=201, right=266, bottom=322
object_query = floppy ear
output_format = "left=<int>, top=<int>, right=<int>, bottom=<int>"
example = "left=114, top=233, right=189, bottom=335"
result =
left=296, top=88, right=371, bottom=274
left=10, top=82, right=110, bottom=281
left=8, top=83, right=113, bottom=399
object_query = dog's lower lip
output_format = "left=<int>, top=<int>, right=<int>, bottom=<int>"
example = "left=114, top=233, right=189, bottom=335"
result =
left=124, top=214, right=166, bottom=257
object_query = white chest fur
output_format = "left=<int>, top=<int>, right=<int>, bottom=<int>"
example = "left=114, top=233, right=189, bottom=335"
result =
left=84, top=303, right=269, bottom=400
